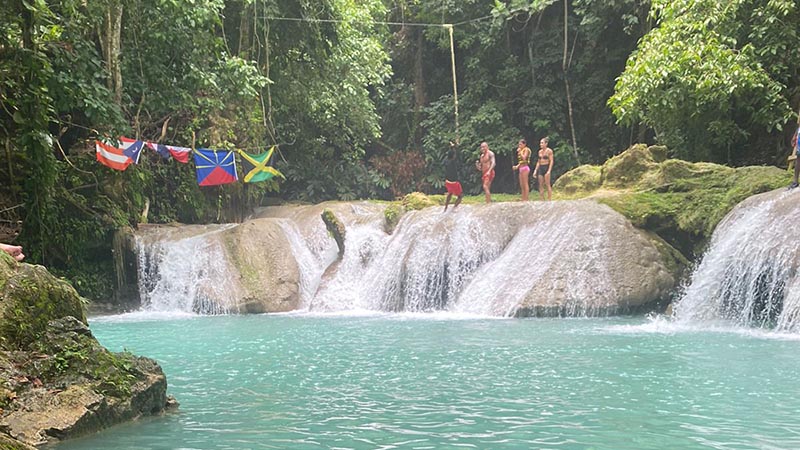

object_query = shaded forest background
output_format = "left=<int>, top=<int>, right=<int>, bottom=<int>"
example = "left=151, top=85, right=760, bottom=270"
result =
left=1, top=0, right=798, bottom=300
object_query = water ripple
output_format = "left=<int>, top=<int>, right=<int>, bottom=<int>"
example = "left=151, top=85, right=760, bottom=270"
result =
left=56, top=315, right=800, bottom=450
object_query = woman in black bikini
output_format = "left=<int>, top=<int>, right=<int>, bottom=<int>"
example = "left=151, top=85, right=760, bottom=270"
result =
left=533, top=137, right=553, bottom=201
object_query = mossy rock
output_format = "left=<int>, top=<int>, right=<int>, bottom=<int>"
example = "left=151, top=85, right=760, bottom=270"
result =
left=321, top=209, right=346, bottom=258
left=640, top=230, right=690, bottom=280
left=601, top=143, right=658, bottom=188
left=401, top=192, right=437, bottom=210
left=648, top=145, right=668, bottom=163
left=383, top=203, right=405, bottom=234
left=553, top=164, right=602, bottom=195
left=0, top=254, right=86, bottom=351
left=0, top=433, right=36, bottom=450
left=561, top=144, right=791, bottom=259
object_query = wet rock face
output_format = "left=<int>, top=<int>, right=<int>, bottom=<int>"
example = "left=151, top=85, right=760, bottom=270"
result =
left=221, top=218, right=301, bottom=313
left=433, top=201, right=680, bottom=317
left=0, top=254, right=171, bottom=447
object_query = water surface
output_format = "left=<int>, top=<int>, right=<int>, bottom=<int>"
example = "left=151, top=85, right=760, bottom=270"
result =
left=55, top=314, right=800, bottom=449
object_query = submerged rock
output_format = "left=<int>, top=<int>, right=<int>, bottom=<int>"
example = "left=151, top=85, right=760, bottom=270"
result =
left=0, top=253, right=172, bottom=447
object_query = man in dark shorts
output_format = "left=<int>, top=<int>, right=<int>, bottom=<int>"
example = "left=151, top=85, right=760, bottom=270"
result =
left=443, top=141, right=463, bottom=211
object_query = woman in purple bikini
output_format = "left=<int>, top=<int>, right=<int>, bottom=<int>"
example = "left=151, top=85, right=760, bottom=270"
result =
left=512, top=139, right=531, bottom=201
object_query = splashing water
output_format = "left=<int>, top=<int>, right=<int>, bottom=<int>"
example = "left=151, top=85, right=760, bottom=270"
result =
left=133, top=201, right=671, bottom=317
left=675, top=190, right=800, bottom=332
left=135, top=225, right=239, bottom=314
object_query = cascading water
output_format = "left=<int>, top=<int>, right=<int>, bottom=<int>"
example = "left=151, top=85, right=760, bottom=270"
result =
left=132, top=200, right=673, bottom=317
left=675, top=190, right=800, bottom=332
left=274, top=219, right=327, bottom=308
left=312, top=207, right=502, bottom=312
left=452, top=208, right=618, bottom=317
left=135, top=225, right=239, bottom=314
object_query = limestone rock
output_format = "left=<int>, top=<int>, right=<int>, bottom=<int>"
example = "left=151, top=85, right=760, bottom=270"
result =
left=432, top=201, right=680, bottom=316
left=0, top=255, right=170, bottom=446
left=0, top=253, right=86, bottom=350
left=221, top=218, right=301, bottom=313
left=0, top=433, right=36, bottom=450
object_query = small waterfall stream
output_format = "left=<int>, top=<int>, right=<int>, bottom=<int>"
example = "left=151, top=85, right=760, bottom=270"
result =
left=675, top=190, right=800, bottom=332
left=135, top=225, right=239, bottom=314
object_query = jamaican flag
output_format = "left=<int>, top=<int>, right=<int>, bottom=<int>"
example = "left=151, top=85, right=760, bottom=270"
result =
left=239, top=146, right=285, bottom=183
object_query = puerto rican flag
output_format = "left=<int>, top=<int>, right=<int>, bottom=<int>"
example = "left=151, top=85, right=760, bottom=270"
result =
left=146, top=142, right=191, bottom=163
left=95, top=137, right=144, bottom=171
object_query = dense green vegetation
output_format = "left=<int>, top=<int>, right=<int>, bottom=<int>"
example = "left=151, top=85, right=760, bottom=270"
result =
left=1, top=0, right=798, bottom=301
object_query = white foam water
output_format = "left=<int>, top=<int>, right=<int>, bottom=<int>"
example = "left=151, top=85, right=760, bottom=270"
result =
left=135, top=225, right=239, bottom=314
left=675, top=190, right=800, bottom=332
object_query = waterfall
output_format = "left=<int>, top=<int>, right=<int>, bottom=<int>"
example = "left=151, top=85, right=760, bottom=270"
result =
left=451, top=209, right=618, bottom=317
left=274, top=219, right=327, bottom=308
left=675, top=190, right=800, bottom=332
left=135, top=225, right=239, bottom=314
left=131, top=200, right=673, bottom=317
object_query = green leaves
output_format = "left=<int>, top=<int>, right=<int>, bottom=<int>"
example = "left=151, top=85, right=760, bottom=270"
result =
left=610, top=0, right=798, bottom=162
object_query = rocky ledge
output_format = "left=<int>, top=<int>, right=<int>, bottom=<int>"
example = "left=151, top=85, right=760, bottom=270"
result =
left=0, top=252, right=175, bottom=447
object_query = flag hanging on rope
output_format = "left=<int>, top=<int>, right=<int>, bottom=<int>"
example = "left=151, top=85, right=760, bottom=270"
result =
left=194, top=148, right=238, bottom=186
left=146, top=142, right=192, bottom=163
left=239, top=146, right=285, bottom=183
left=95, top=137, right=144, bottom=171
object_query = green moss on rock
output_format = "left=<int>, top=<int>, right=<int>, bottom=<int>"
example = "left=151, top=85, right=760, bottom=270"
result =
left=553, top=165, right=602, bottom=196
left=321, top=209, right=346, bottom=258
left=0, top=433, right=36, bottom=450
left=0, top=254, right=86, bottom=351
left=383, top=203, right=405, bottom=234
left=601, top=144, right=658, bottom=188
left=401, top=192, right=437, bottom=210
left=0, top=260, right=169, bottom=447
left=560, top=145, right=791, bottom=258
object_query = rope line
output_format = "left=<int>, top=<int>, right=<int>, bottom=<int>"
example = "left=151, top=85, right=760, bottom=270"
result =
left=257, top=14, right=494, bottom=28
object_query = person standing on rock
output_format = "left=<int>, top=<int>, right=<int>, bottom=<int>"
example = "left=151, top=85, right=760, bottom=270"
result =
left=512, top=139, right=532, bottom=201
left=475, top=141, right=495, bottom=203
left=443, top=141, right=463, bottom=211
left=533, top=137, right=554, bottom=201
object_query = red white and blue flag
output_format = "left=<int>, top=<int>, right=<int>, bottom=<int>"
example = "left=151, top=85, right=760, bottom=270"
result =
left=95, top=137, right=144, bottom=171
left=194, top=148, right=238, bottom=186
left=146, top=142, right=192, bottom=164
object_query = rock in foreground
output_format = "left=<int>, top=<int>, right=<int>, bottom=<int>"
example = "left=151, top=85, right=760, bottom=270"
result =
left=0, top=253, right=174, bottom=447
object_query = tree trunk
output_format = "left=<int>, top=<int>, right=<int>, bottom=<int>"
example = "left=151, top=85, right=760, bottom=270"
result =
left=238, top=1, right=251, bottom=57
left=562, top=0, right=580, bottom=164
left=99, top=2, right=124, bottom=105
left=412, top=29, right=427, bottom=148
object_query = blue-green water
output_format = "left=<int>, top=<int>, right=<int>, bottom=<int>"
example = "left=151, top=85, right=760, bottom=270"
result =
left=55, top=314, right=800, bottom=449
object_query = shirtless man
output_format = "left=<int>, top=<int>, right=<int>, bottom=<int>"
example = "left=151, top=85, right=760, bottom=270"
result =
left=475, top=142, right=496, bottom=203
left=0, top=243, right=24, bottom=262
left=533, top=137, right=554, bottom=201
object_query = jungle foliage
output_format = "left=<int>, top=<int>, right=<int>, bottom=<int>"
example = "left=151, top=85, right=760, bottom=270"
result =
left=0, top=0, right=798, bottom=301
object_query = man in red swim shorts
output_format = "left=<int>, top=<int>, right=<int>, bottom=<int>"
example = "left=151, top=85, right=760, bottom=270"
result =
left=475, top=141, right=495, bottom=203
left=443, top=141, right=463, bottom=211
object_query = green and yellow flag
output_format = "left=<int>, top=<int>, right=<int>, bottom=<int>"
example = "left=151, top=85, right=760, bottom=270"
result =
left=239, top=146, right=285, bottom=183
